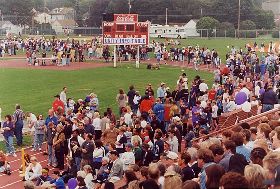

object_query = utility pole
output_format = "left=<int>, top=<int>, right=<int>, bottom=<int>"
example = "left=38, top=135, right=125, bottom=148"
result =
left=165, top=8, right=168, bottom=25
left=128, top=0, right=131, bottom=14
left=0, top=10, right=3, bottom=21
left=237, top=0, right=241, bottom=39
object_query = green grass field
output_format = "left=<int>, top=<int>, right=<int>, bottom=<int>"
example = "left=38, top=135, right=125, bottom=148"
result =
left=0, top=37, right=277, bottom=151
left=0, top=63, right=213, bottom=151
left=153, top=38, right=279, bottom=62
left=0, top=64, right=213, bottom=117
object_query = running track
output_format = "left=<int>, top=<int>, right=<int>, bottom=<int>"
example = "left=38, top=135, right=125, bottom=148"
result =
left=0, top=144, right=51, bottom=188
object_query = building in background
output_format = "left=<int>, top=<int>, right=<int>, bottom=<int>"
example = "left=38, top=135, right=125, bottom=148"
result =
left=262, top=0, right=280, bottom=17
left=49, top=7, right=75, bottom=21
left=51, top=19, right=77, bottom=34
left=0, top=21, right=23, bottom=35
left=34, top=12, right=53, bottom=24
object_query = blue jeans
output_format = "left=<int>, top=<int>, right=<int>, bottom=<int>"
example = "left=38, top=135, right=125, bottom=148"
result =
left=48, top=144, right=57, bottom=165
left=262, top=104, right=274, bottom=113
left=14, top=121, right=23, bottom=146
left=5, top=136, right=15, bottom=154
left=75, top=157, right=82, bottom=171
left=34, top=134, right=44, bottom=150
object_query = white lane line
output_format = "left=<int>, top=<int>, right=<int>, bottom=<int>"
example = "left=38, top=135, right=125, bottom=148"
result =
left=8, top=151, right=44, bottom=163
left=0, top=167, right=56, bottom=189
left=0, top=159, right=48, bottom=177
left=0, top=180, right=21, bottom=188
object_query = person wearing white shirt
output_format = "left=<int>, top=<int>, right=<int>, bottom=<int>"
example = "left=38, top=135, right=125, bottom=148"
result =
left=83, top=165, right=94, bottom=189
left=124, top=111, right=132, bottom=126
left=255, top=83, right=261, bottom=98
left=25, top=156, right=42, bottom=181
left=59, top=87, right=67, bottom=107
left=132, top=92, right=141, bottom=113
left=167, top=130, right=179, bottom=153
left=224, top=96, right=236, bottom=113
left=240, top=85, right=250, bottom=100
left=272, top=127, right=280, bottom=152
left=121, top=143, right=135, bottom=171
left=199, top=82, right=208, bottom=93
left=92, top=112, right=102, bottom=140
left=28, top=112, right=37, bottom=151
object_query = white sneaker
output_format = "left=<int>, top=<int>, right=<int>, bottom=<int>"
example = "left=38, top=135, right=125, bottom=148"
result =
left=39, top=148, right=42, bottom=151
left=12, top=153, right=17, bottom=157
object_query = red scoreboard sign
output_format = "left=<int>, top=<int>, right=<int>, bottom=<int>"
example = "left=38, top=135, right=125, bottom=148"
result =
left=102, top=14, right=149, bottom=45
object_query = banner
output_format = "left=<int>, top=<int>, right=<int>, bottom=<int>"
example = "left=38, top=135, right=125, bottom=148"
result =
left=103, top=38, right=146, bottom=45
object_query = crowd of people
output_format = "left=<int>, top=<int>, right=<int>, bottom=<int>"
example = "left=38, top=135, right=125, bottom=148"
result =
left=0, top=40, right=280, bottom=189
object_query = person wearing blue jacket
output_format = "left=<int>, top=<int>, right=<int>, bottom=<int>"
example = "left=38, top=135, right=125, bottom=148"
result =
left=153, top=98, right=165, bottom=132
left=260, top=61, right=266, bottom=80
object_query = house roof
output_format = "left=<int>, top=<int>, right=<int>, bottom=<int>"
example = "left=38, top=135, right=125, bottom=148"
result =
left=49, top=7, right=74, bottom=15
left=0, top=21, right=14, bottom=28
left=35, top=12, right=51, bottom=17
left=54, top=19, right=77, bottom=27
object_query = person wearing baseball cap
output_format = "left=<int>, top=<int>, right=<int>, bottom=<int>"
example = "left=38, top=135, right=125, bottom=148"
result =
left=166, top=151, right=179, bottom=167
left=35, top=167, right=52, bottom=186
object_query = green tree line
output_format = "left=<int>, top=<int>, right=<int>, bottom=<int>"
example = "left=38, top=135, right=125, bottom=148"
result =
left=0, top=0, right=275, bottom=30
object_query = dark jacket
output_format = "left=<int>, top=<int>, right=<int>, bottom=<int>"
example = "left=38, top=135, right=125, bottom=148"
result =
left=142, top=150, right=154, bottom=166
left=261, top=89, right=278, bottom=105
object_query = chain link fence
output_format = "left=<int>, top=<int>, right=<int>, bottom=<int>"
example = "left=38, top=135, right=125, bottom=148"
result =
left=195, top=29, right=280, bottom=39
left=1, top=25, right=280, bottom=39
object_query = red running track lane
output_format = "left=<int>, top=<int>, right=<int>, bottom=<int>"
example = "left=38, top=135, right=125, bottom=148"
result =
left=0, top=57, right=224, bottom=72
left=0, top=144, right=52, bottom=189
left=0, top=59, right=113, bottom=71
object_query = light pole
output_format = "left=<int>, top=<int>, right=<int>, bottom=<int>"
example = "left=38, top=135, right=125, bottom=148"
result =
left=237, top=0, right=241, bottom=39
left=166, top=8, right=168, bottom=25
left=128, top=0, right=131, bottom=14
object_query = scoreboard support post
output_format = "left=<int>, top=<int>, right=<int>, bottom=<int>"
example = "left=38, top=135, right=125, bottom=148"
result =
left=136, top=45, right=140, bottom=68
left=113, top=45, right=117, bottom=68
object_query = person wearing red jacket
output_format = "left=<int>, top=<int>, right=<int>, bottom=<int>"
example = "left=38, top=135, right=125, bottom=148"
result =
left=52, top=95, right=65, bottom=113
left=139, top=96, right=154, bottom=114
left=208, top=87, right=217, bottom=101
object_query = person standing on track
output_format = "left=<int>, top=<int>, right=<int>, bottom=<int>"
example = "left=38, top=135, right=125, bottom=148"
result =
left=2, top=115, right=16, bottom=157
left=13, top=104, right=25, bottom=146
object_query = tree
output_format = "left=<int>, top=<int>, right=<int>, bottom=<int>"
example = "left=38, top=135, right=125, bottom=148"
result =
left=196, top=16, right=220, bottom=29
left=2, top=0, right=36, bottom=26
left=87, top=0, right=110, bottom=26
left=106, top=0, right=129, bottom=14
left=252, top=9, right=274, bottom=29
left=240, top=20, right=256, bottom=30
left=74, top=0, right=83, bottom=26
left=217, top=22, right=235, bottom=37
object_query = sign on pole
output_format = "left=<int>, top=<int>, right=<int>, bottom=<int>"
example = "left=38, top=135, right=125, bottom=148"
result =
left=102, top=14, right=149, bottom=46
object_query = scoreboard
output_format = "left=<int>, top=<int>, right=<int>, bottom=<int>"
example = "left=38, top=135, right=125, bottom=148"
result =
left=102, top=14, right=149, bottom=45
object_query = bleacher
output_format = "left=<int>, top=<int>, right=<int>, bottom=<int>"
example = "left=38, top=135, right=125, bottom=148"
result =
left=192, top=106, right=280, bottom=143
